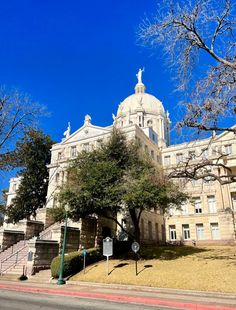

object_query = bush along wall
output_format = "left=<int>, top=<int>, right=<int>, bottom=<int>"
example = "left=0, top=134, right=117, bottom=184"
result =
left=50, top=248, right=102, bottom=278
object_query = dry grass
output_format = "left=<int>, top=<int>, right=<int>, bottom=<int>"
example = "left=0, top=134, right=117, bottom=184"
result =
left=70, top=245, right=236, bottom=293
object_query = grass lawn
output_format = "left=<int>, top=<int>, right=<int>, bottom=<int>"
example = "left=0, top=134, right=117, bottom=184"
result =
left=70, top=245, right=236, bottom=293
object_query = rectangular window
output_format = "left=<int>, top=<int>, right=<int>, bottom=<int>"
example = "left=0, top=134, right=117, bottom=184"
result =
left=176, top=153, right=183, bottom=164
left=83, top=143, right=90, bottom=152
left=145, top=145, right=148, bottom=153
left=151, top=150, right=154, bottom=159
left=211, top=223, right=220, bottom=240
left=196, top=224, right=204, bottom=240
left=141, top=219, right=144, bottom=239
left=208, top=195, right=217, bottom=213
left=224, top=144, right=232, bottom=155
left=164, top=155, right=171, bottom=165
left=55, top=173, right=59, bottom=183
left=169, top=225, right=177, bottom=241
left=71, top=146, right=77, bottom=157
left=181, top=203, right=188, bottom=215
left=148, top=221, right=153, bottom=240
left=58, top=152, right=62, bottom=160
left=232, top=195, right=236, bottom=210
left=155, top=223, right=159, bottom=241
left=182, top=224, right=190, bottom=240
left=193, top=197, right=202, bottom=214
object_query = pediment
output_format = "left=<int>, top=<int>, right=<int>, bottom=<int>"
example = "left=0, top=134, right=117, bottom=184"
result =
left=61, top=124, right=113, bottom=144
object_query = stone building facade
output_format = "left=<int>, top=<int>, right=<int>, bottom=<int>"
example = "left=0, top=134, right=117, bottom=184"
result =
left=2, top=70, right=236, bottom=249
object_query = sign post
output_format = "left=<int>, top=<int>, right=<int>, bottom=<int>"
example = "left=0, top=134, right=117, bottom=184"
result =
left=131, top=241, right=140, bottom=276
left=82, top=248, right=87, bottom=274
left=103, top=237, right=113, bottom=275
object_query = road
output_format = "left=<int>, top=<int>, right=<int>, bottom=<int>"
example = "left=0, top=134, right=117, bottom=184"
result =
left=0, top=290, right=177, bottom=310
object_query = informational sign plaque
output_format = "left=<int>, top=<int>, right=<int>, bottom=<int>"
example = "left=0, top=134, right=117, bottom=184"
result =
left=103, top=237, right=113, bottom=257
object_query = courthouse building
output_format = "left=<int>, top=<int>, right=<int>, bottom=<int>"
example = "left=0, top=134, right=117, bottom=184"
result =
left=2, top=70, right=236, bottom=250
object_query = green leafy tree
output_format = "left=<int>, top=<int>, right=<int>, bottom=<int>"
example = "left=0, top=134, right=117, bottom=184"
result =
left=58, top=130, right=187, bottom=243
left=6, top=129, right=53, bottom=223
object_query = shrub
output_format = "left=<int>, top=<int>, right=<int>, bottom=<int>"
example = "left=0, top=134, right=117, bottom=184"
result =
left=51, top=248, right=102, bottom=278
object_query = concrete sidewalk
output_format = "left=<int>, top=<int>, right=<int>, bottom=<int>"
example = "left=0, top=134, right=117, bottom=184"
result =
left=0, top=279, right=235, bottom=310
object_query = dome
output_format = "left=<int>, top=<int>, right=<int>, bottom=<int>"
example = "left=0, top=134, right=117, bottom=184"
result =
left=117, top=92, right=165, bottom=117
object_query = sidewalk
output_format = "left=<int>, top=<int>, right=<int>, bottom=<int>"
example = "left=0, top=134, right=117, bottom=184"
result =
left=0, top=278, right=235, bottom=310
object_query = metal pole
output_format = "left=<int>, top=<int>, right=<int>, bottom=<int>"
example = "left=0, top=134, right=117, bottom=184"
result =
left=107, top=256, right=109, bottom=275
left=57, top=210, right=68, bottom=285
left=83, top=255, right=86, bottom=274
left=135, top=254, right=138, bottom=276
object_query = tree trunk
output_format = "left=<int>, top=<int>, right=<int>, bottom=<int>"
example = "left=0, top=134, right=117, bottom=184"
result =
left=129, top=209, right=141, bottom=244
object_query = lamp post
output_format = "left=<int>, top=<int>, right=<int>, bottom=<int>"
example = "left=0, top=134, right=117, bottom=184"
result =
left=57, top=204, right=69, bottom=285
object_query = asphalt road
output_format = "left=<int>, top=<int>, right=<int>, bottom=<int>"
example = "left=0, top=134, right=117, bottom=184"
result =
left=0, top=290, right=177, bottom=310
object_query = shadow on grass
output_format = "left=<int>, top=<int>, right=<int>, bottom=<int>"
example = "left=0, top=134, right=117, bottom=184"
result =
left=108, top=262, right=129, bottom=275
left=140, top=245, right=209, bottom=261
left=137, top=264, right=153, bottom=275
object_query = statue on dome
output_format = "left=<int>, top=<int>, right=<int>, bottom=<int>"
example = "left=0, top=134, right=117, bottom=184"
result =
left=136, top=67, right=145, bottom=84
left=63, top=122, right=71, bottom=139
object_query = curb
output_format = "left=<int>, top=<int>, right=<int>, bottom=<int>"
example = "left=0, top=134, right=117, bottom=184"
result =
left=0, top=283, right=235, bottom=310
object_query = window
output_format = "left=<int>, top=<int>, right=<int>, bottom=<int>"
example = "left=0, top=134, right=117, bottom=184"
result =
left=208, top=195, right=217, bottom=213
left=58, top=152, right=62, bottom=160
left=83, top=143, right=90, bottom=151
left=164, top=155, right=171, bottom=166
left=211, top=223, right=220, bottom=240
left=196, top=224, right=204, bottom=240
left=182, top=224, right=190, bottom=240
left=181, top=203, right=188, bottom=215
left=151, top=150, right=154, bottom=159
left=201, top=149, right=208, bottom=159
left=71, top=146, right=77, bottom=157
left=232, top=195, right=236, bottom=210
left=55, top=173, right=59, bottom=183
left=141, top=219, right=144, bottom=239
left=12, top=184, right=16, bottom=192
left=148, top=221, right=153, bottom=240
left=176, top=153, right=183, bottom=164
left=144, top=145, right=148, bottom=153
left=224, top=144, right=232, bottom=155
left=61, top=171, right=65, bottom=184
left=155, top=223, right=159, bottom=241
left=193, top=197, right=202, bottom=214
left=169, top=225, right=177, bottom=241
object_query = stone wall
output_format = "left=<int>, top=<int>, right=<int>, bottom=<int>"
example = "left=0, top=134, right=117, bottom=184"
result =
left=36, top=208, right=55, bottom=229
left=60, top=226, right=80, bottom=253
left=27, top=239, right=59, bottom=275
left=0, top=230, right=24, bottom=251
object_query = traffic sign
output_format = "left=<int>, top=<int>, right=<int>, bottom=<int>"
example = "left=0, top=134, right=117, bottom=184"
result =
left=131, top=242, right=140, bottom=253
left=103, top=237, right=113, bottom=257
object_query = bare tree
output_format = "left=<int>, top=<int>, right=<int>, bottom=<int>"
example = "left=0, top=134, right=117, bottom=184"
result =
left=0, top=87, right=45, bottom=170
left=138, top=0, right=236, bottom=184
left=138, top=0, right=236, bottom=134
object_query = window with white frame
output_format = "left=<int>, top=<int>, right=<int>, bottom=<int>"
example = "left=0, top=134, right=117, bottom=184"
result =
left=211, top=223, right=220, bottom=240
left=82, top=143, right=90, bottom=152
left=193, top=197, right=202, bottom=214
left=164, top=155, right=171, bottom=166
left=169, top=225, right=177, bottom=241
left=181, top=203, right=189, bottom=215
left=55, top=173, right=59, bottom=183
left=176, top=153, right=183, bottom=164
left=58, top=152, right=62, bottom=160
left=182, top=224, right=190, bottom=240
left=224, top=144, right=232, bottom=155
left=71, top=146, right=77, bottom=157
left=208, top=195, right=217, bottom=213
left=232, top=195, right=236, bottom=210
left=151, top=150, right=154, bottom=159
left=196, top=224, right=204, bottom=240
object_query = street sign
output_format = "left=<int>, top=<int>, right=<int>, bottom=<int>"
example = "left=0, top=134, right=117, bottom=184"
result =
left=131, top=242, right=140, bottom=253
left=103, top=237, right=113, bottom=257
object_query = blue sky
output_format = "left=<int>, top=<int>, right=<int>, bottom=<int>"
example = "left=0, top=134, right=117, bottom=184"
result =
left=0, top=1, right=181, bottom=138
left=0, top=0, right=213, bottom=188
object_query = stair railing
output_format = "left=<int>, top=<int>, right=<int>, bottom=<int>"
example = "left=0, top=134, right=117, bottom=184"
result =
left=0, top=243, right=28, bottom=275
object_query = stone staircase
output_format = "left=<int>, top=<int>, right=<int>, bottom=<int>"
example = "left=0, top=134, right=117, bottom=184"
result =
left=0, top=222, right=61, bottom=276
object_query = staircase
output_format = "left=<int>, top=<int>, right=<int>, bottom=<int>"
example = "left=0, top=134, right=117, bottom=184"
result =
left=0, top=222, right=61, bottom=276
left=28, top=269, right=52, bottom=283
left=0, top=240, right=28, bottom=275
